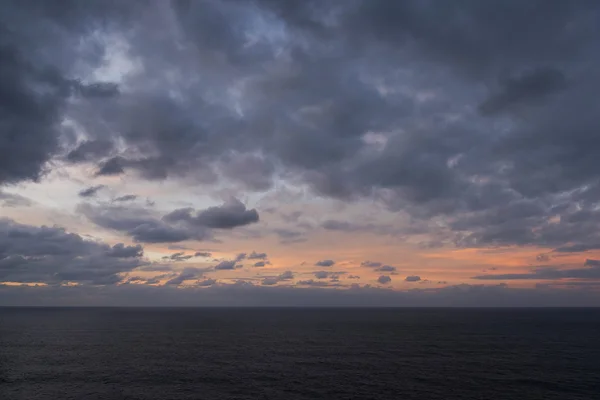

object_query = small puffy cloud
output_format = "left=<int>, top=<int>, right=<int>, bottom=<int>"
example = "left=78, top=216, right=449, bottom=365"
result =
left=315, top=259, right=335, bottom=267
left=376, top=265, right=397, bottom=272
left=253, top=261, right=266, bottom=267
left=361, top=261, right=382, bottom=268
left=214, top=260, right=238, bottom=270
left=261, top=270, right=294, bottom=286
left=405, top=275, right=422, bottom=282
left=194, top=252, right=212, bottom=258
left=314, top=271, right=330, bottom=279
left=248, top=251, right=267, bottom=260
left=78, top=185, right=105, bottom=198
left=377, top=275, right=392, bottom=284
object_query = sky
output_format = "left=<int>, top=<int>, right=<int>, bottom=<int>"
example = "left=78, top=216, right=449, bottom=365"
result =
left=1, top=0, right=600, bottom=306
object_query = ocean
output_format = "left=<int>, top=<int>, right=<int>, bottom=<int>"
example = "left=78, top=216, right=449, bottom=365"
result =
left=0, top=308, right=598, bottom=399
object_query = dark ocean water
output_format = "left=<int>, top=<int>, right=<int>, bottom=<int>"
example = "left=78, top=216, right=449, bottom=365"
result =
left=0, top=308, right=599, bottom=400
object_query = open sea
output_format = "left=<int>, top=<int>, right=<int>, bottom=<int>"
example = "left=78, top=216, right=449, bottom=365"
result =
left=0, top=308, right=599, bottom=399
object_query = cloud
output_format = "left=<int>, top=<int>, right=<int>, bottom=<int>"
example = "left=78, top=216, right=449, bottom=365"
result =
left=0, top=218, right=146, bottom=285
left=3, top=0, right=600, bottom=304
left=376, top=265, right=397, bottom=272
left=472, top=261, right=600, bottom=281
left=79, top=200, right=257, bottom=243
left=0, top=191, right=32, bottom=207
left=315, top=259, right=335, bottom=267
left=314, top=271, right=330, bottom=279
left=405, top=276, right=421, bottom=282
left=165, top=267, right=206, bottom=286
left=247, top=251, right=267, bottom=260
left=164, top=198, right=259, bottom=229
left=261, top=270, right=294, bottom=286
left=361, top=261, right=382, bottom=268
left=479, top=68, right=567, bottom=115
left=194, top=252, right=212, bottom=258
left=377, top=275, right=392, bottom=284
left=296, top=279, right=342, bottom=288
left=114, top=194, right=138, bottom=202
left=78, top=185, right=105, bottom=198
left=214, top=260, right=239, bottom=270
left=253, top=261, right=266, bottom=267
left=163, top=252, right=193, bottom=262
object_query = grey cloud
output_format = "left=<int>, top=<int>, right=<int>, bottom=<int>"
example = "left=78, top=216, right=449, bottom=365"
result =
left=0, top=218, right=145, bottom=285
left=376, top=265, right=397, bottom=272
left=214, top=260, right=238, bottom=270
left=107, top=243, right=143, bottom=258
left=0, top=191, right=32, bottom=207
left=248, top=251, right=267, bottom=260
left=377, top=275, right=392, bottom=284
left=479, top=68, right=567, bottom=115
left=197, top=278, right=217, bottom=287
left=163, top=198, right=259, bottom=229
left=297, top=279, right=342, bottom=288
left=96, top=156, right=125, bottom=176
left=78, top=185, right=105, bottom=198
left=405, top=275, right=422, bottom=282
left=314, top=271, right=329, bottom=279
left=194, top=252, right=212, bottom=258
left=261, top=270, right=294, bottom=286
left=66, top=140, right=113, bottom=163
left=165, top=267, right=205, bottom=286
left=114, top=194, right=138, bottom=202
left=163, top=252, right=193, bottom=262
left=315, top=259, right=335, bottom=267
left=472, top=261, right=600, bottom=281
left=79, top=203, right=203, bottom=243
left=361, top=261, right=382, bottom=268
left=253, top=261, right=266, bottom=267
left=3, top=0, right=600, bottom=256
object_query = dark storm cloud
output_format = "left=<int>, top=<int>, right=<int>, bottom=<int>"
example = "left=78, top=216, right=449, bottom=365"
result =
left=0, top=0, right=137, bottom=185
left=0, top=218, right=145, bottom=284
left=405, top=276, right=422, bottom=282
left=78, top=185, right=105, bottom=198
left=3, top=0, right=600, bottom=256
left=315, top=259, right=335, bottom=267
left=66, top=140, right=113, bottom=163
left=472, top=260, right=600, bottom=281
left=478, top=68, right=567, bottom=115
